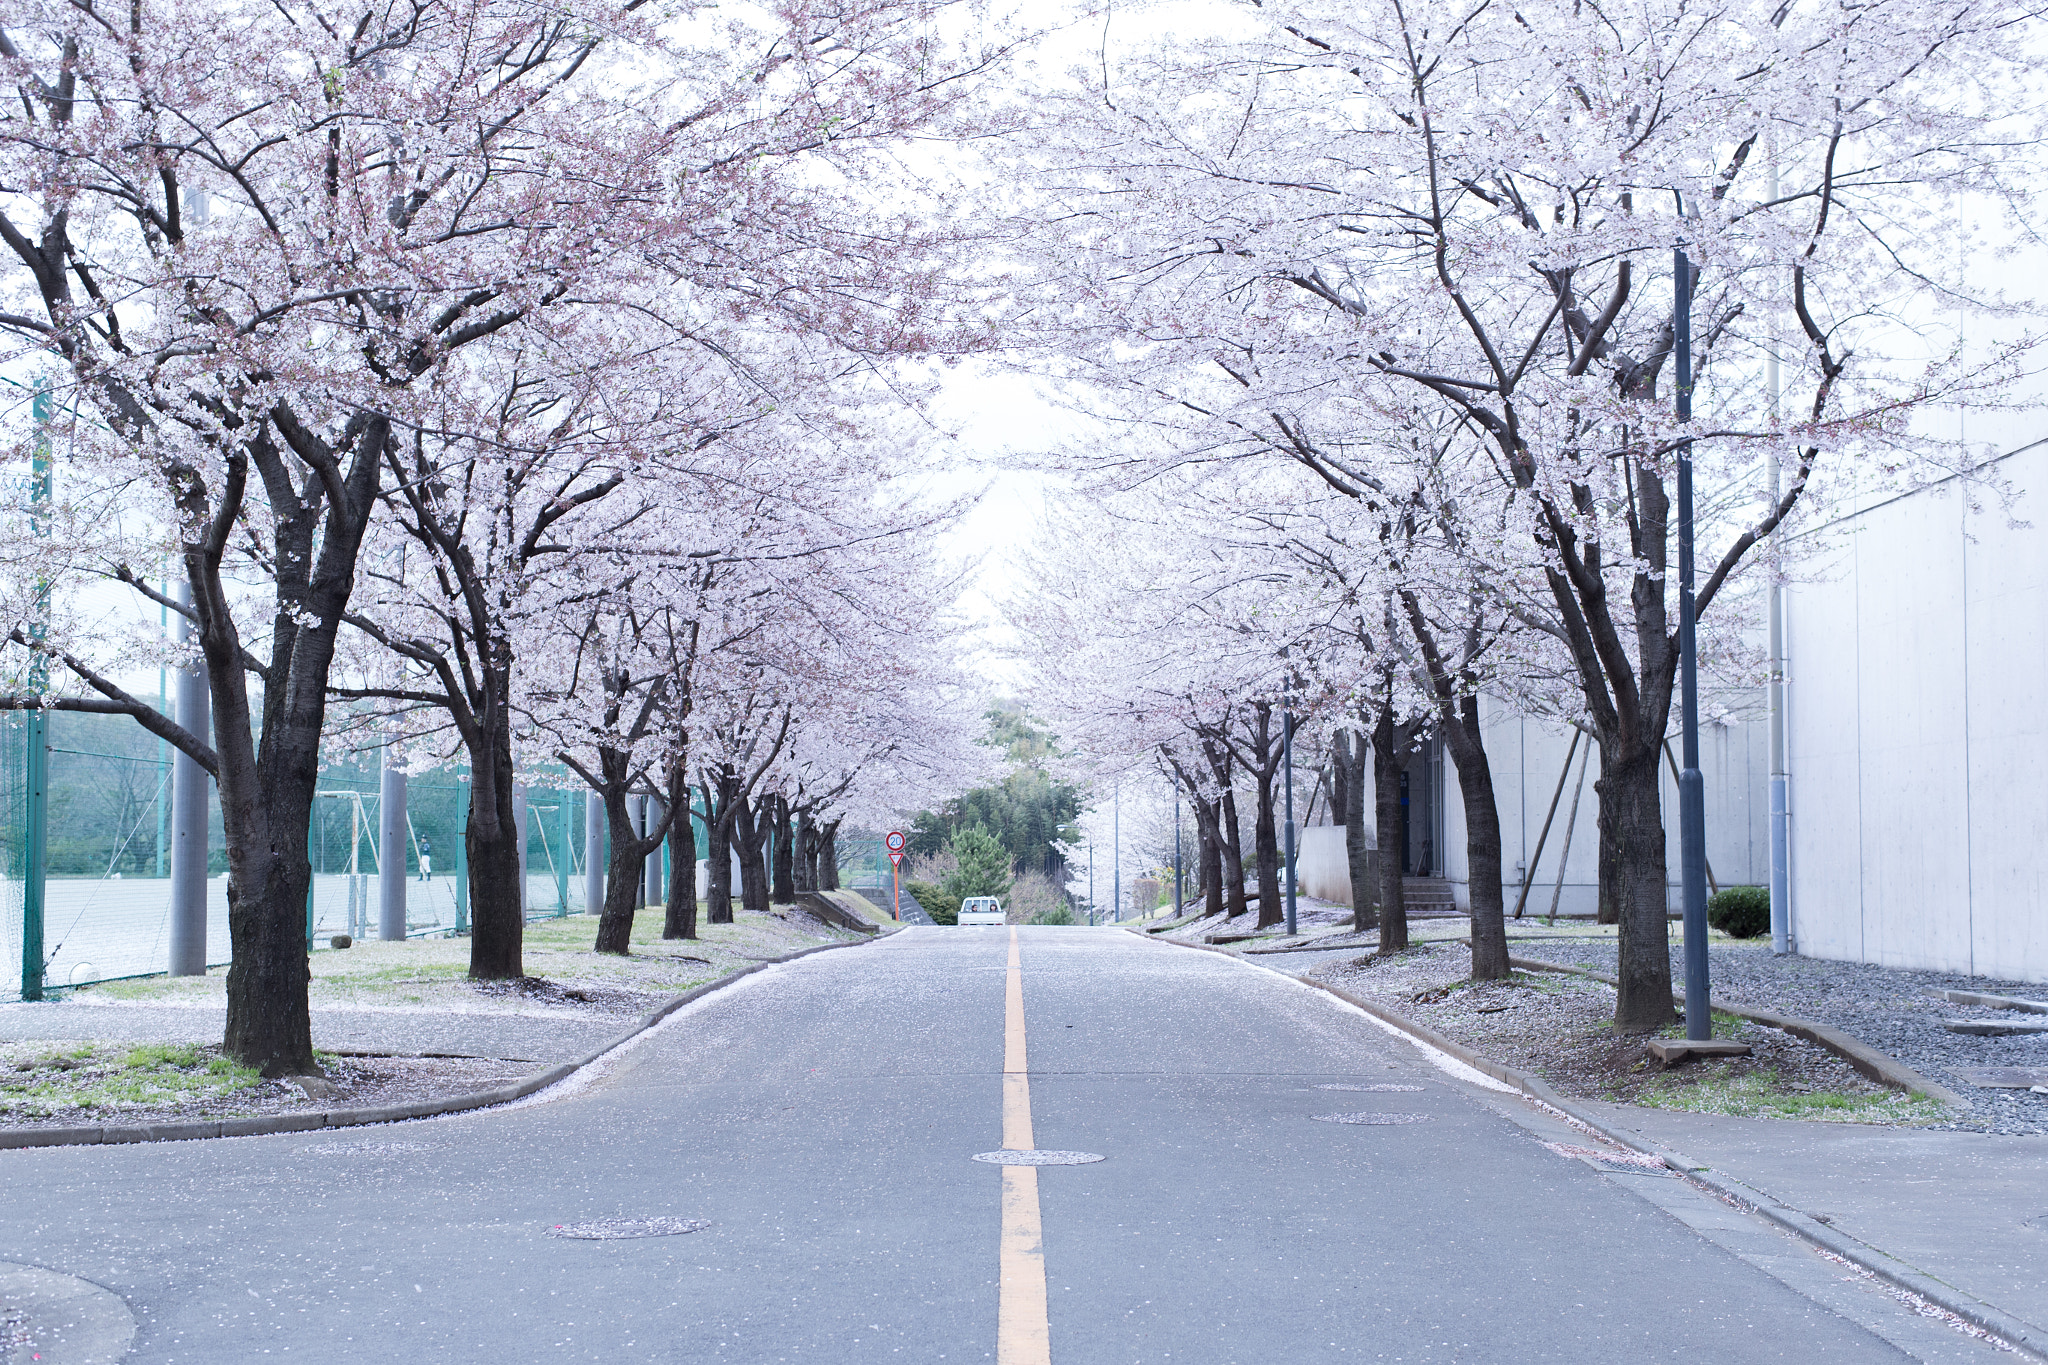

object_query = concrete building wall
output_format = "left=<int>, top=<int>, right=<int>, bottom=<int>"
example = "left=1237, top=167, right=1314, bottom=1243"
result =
left=1785, top=443, right=2048, bottom=983
left=1298, top=697, right=1770, bottom=918
left=1428, top=697, right=1769, bottom=919
left=1296, top=824, right=1353, bottom=904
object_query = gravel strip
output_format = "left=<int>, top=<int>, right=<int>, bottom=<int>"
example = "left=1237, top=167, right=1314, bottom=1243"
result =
left=1300, top=942, right=1929, bottom=1123
left=1509, top=939, right=2048, bottom=1134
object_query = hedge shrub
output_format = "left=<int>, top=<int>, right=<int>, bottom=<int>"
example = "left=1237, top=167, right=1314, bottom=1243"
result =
left=906, top=880, right=955, bottom=925
left=1707, top=885, right=1771, bottom=939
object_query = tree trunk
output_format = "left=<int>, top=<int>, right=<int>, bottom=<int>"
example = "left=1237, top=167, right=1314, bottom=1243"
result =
left=818, top=821, right=840, bottom=891
left=793, top=810, right=818, bottom=893
left=734, top=793, right=770, bottom=914
left=1596, top=742, right=1621, bottom=925
left=212, top=426, right=387, bottom=1074
left=1200, top=823, right=1223, bottom=917
left=1218, top=788, right=1249, bottom=919
left=771, top=795, right=796, bottom=902
left=1184, top=789, right=1226, bottom=919
left=1600, top=743, right=1674, bottom=1032
left=1338, top=730, right=1378, bottom=933
left=463, top=718, right=525, bottom=980
left=662, top=768, right=698, bottom=941
left=595, top=797, right=645, bottom=954
left=1372, top=707, right=1409, bottom=953
left=1439, top=698, right=1509, bottom=981
left=1253, top=773, right=1282, bottom=931
left=218, top=767, right=316, bottom=1079
left=595, top=769, right=668, bottom=955
left=704, top=779, right=736, bottom=925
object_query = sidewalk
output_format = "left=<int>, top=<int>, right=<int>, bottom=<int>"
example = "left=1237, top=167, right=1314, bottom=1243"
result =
left=1162, top=924, right=2048, bottom=1355
left=1584, top=1102, right=2048, bottom=1348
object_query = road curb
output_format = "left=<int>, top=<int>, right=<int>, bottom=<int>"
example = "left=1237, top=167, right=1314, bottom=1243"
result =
left=1127, top=928, right=2048, bottom=1361
left=0, top=930, right=893, bottom=1152
left=1501, top=955, right=1968, bottom=1107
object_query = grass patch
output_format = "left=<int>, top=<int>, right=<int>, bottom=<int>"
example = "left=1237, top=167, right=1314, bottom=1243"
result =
left=73, top=906, right=863, bottom=1013
left=1636, top=1066, right=1947, bottom=1124
left=0, top=1043, right=262, bottom=1117
left=1656, top=1010, right=1749, bottom=1039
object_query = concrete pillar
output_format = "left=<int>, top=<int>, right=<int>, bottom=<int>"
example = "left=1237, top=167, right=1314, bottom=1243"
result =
left=378, top=749, right=407, bottom=940
left=168, top=582, right=211, bottom=975
left=644, top=797, right=665, bottom=907
left=584, top=790, right=603, bottom=914
left=513, top=782, right=529, bottom=919
left=627, top=796, right=646, bottom=906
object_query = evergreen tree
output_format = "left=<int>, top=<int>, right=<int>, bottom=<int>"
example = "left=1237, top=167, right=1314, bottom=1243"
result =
left=940, top=826, right=1015, bottom=911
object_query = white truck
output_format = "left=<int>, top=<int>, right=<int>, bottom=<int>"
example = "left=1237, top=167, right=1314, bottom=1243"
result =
left=957, top=896, right=1005, bottom=926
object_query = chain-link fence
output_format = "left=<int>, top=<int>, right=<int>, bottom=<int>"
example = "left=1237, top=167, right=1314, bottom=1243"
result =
left=0, top=709, right=228, bottom=995
left=0, top=712, right=613, bottom=999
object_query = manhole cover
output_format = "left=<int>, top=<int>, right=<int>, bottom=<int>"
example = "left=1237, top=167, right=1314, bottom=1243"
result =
left=548, top=1217, right=710, bottom=1240
left=1312, top=1112, right=1431, bottom=1125
left=1317, top=1083, right=1425, bottom=1092
left=971, top=1150, right=1106, bottom=1166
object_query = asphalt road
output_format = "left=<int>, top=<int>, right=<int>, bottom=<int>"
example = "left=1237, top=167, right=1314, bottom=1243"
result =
left=0, top=927, right=2006, bottom=1363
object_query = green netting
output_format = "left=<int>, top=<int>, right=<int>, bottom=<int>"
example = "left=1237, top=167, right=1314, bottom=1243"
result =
left=836, top=837, right=889, bottom=888
left=0, top=712, right=26, bottom=998
left=0, top=711, right=225, bottom=999
left=0, top=710, right=606, bottom=995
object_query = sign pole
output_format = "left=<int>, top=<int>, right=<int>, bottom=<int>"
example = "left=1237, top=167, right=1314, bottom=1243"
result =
left=885, top=831, right=906, bottom=922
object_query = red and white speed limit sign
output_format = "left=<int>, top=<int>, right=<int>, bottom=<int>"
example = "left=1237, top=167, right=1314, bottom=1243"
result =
left=885, top=830, right=906, bottom=853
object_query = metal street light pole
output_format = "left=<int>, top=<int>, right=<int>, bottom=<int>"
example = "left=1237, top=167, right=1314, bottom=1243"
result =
left=1675, top=205, right=1711, bottom=1043
left=1282, top=675, right=1298, bottom=939
left=1764, top=154, right=1792, bottom=958
left=1113, top=782, right=1121, bottom=924
left=1173, top=773, right=1183, bottom=921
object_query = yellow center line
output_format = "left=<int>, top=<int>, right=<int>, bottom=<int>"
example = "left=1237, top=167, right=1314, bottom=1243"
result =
left=998, top=926, right=1051, bottom=1365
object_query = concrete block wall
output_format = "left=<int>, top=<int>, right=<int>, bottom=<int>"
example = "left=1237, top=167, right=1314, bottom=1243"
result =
left=1784, top=442, right=2048, bottom=983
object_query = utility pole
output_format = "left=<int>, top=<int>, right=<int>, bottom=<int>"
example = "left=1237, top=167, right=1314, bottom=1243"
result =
left=20, top=382, right=51, bottom=1000
left=378, top=744, right=407, bottom=941
left=156, top=592, right=168, bottom=879
left=513, top=782, right=529, bottom=921
left=1283, top=654, right=1298, bottom=937
left=1088, top=843, right=1095, bottom=926
left=1675, top=202, right=1711, bottom=1043
left=1115, top=788, right=1125, bottom=923
left=584, top=790, right=603, bottom=915
left=1173, top=773, right=1183, bottom=920
left=168, top=580, right=211, bottom=974
left=1765, top=155, right=1792, bottom=958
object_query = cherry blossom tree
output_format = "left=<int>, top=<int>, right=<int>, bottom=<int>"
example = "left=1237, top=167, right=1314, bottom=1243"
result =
left=0, top=0, right=696, bottom=1071
left=1022, top=0, right=2043, bottom=1027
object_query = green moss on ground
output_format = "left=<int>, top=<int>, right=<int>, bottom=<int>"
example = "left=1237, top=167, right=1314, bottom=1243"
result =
left=0, top=1043, right=261, bottom=1117
left=1635, top=1067, right=1948, bottom=1125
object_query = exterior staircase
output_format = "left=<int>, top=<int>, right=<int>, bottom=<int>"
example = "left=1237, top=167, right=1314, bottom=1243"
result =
left=1401, top=877, right=1462, bottom=918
